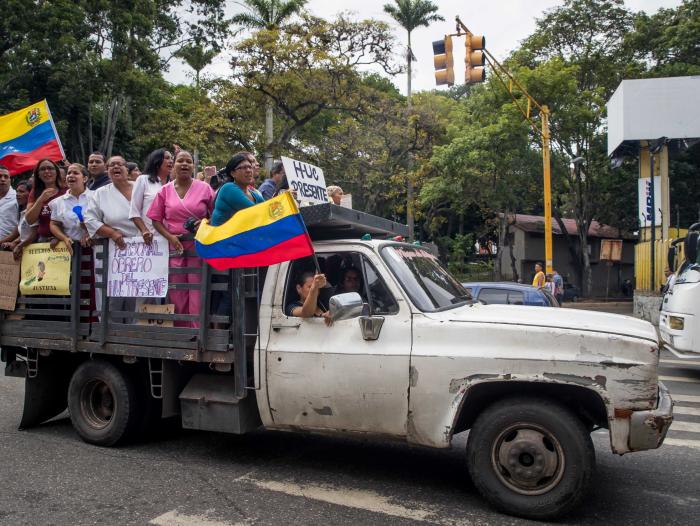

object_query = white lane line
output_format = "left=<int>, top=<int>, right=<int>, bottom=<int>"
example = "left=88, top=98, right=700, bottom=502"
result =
left=664, top=438, right=700, bottom=450
left=670, top=394, right=700, bottom=403
left=236, top=475, right=481, bottom=526
left=673, top=406, right=700, bottom=416
left=671, top=421, right=700, bottom=433
left=660, top=359, right=700, bottom=366
left=150, top=511, right=244, bottom=526
left=659, top=375, right=700, bottom=384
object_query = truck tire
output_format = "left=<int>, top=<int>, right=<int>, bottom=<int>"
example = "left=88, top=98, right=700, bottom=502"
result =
left=466, top=396, right=594, bottom=520
left=67, top=360, right=137, bottom=446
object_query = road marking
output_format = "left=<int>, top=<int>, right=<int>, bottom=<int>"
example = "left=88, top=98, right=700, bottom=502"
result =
left=671, top=421, right=700, bottom=433
left=150, top=511, right=244, bottom=526
left=664, top=438, right=700, bottom=450
left=236, top=475, right=481, bottom=525
left=659, top=375, right=700, bottom=384
left=673, top=405, right=700, bottom=416
left=660, top=359, right=700, bottom=366
left=670, top=394, right=700, bottom=403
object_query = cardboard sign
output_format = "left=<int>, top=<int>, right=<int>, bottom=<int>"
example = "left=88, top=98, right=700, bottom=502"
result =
left=0, top=251, right=20, bottom=310
left=137, top=303, right=175, bottom=327
left=281, top=156, right=328, bottom=205
left=107, top=236, right=168, bottom=298
left=19, top=242, right=71, bottom=296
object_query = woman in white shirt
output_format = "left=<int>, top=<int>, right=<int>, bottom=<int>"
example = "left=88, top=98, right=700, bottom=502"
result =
left=85, top=156, right=141, bottom=246
left=129, top=148, right=172, bottom=245
left=85, top=156, right=141, bottom=322
left=49, top=163, right=92, bottom=255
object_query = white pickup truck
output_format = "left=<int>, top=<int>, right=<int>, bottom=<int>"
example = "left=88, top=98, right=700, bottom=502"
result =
left=0, top=204, right=672, bottom=520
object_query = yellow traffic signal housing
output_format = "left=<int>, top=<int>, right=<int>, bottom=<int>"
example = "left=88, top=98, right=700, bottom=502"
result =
left=432, top=36, right=454, bottom=86
left=465, top=34, right=486, bottom=84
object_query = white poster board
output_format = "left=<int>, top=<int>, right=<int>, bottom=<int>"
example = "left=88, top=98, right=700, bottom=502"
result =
left=107, top=236, right=169, bottom=297
left=638, top=176, right=661, bottom=226
left=281, top=156, right=328, bottom=205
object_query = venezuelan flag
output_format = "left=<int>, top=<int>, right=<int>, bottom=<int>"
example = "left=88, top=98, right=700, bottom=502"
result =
left=195, top=192, right=314, bottom=270
left=0, top=100, right=64, bottom=175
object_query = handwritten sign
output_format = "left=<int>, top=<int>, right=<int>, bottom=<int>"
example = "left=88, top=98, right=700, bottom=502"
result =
left=0, top=252, right=20, bottom=310
left=281, top=156, right=328, bottom=205
left=137, top=303, right=175, bottom=327
left=19, top=242, right=71, bottom=296
left=107, top=236, right=168, bottom=297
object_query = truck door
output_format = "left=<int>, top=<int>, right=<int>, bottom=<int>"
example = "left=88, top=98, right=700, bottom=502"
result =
left=265, top=247, right=411, bottom=437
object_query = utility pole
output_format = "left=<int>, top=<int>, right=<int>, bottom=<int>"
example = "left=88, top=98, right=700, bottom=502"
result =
left=444, top=16, right=555, bottom=274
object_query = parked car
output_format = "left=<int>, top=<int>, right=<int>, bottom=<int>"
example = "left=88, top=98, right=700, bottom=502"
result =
left=563, top=282, right=581, bottom=302
left=462, top=282, right=560, bottom=307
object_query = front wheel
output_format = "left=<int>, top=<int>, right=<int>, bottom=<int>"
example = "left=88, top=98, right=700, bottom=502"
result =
left=466, top=396, right=594, bottom=520
left=68, top=360, right=138, bottom=446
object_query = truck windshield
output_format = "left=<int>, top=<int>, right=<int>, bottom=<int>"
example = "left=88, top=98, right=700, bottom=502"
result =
left=381, top=245, right=472, bottom=312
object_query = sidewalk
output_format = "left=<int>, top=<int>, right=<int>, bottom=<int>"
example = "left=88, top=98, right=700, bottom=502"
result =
left=561, top=301, right=634, bottom=316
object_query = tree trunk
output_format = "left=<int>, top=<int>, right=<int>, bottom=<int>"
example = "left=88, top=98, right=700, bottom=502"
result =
left=99, top=95, right=125, bottom=159
left=88, top=103, right=93, bottom=155
left=406, top=30, right=414, bottom=240
left=578, top=225, right=593, bottom=296
left=264, top=101, right=274, bottom=171
left=553, top=206, right=582, bottom=281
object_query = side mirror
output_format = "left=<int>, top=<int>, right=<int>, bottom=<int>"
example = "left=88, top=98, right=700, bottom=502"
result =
left=667, top=244, right=677, bottom=271
left=329, top=292, right=363, bottom=322
left=686, top=232, right=699, bottom=265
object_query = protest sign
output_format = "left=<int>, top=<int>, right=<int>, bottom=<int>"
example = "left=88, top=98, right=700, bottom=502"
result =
left=281, top=156, right=328, bottom=205
left=0, top=251, right=20, bottom=310
left=107, top=236, right=168, bottom=298
left=19, top=242, right=71, bottom=296
left=137, top=303, right=175, bottom=327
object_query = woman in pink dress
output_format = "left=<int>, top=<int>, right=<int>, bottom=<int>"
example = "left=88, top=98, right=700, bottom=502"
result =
left=147, top=151, right=214, bottom=328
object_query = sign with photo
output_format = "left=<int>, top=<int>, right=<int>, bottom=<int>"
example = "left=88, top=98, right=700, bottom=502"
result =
left=281, top=156, right=328, bottom=205
left=19, top=242, right=71, bottom=296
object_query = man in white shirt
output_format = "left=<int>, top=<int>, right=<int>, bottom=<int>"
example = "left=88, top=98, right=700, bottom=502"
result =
left=0, top=165, right=19, bottom=245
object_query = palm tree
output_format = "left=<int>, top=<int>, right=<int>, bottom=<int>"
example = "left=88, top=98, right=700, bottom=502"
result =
left=232, top=0, right=308, bottom=170
left=383, top=0, right=443, bottom=239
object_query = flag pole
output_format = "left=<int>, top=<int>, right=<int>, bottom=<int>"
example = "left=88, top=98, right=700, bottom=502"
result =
left=44, top=99, right=66, bottom=160
left=287, top=193, right=321, bottom=274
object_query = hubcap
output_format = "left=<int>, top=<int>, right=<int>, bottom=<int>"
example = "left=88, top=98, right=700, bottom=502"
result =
left=491, top=423, right=565, bottom=495
left=80, top=379, right=115, bottom=429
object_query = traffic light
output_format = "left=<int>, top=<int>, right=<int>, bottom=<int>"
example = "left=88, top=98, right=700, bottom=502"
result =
left=432, top=36, right=454, bottom=86
left=465, top=34, right=486, bottom=83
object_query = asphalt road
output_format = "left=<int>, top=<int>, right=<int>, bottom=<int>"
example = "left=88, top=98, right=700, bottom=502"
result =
left=1, top=352, right=699, bottom=526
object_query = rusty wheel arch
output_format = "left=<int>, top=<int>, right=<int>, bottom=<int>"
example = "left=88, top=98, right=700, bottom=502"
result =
left=451, top=381, right=609, bottom=439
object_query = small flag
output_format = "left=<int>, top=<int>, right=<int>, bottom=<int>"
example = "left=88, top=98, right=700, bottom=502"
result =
left=0, top=100, right=64, bottom=175
left=195, top=192, right=314, bottom=270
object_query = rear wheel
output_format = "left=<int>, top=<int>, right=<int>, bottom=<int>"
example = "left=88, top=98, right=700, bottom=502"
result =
left=466, top=396, right=594, bottom=520
left=68, top=360, right=137, bottom=446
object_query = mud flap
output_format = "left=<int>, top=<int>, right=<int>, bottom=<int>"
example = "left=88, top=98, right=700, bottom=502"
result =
left=19, top=353, right=77, bottom=430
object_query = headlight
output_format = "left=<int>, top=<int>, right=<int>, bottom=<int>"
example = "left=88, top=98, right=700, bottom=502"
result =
left=669, top=316, right=685, bottom=330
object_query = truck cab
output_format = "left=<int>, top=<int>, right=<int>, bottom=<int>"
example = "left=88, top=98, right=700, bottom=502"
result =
left=1, top=203, right=673, bottom=520
left=660, top=223, right=700, bottom=357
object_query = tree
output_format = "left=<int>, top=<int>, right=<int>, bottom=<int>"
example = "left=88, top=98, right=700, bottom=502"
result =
left=175, top=43, right=219, bottom=88
left=383, top=0, right=444, bottom=240
left=513, top=0, right=640, bottom=295
left=231, top=0, right=308, bottom=170
left=229, top=14, right=399, bottom=160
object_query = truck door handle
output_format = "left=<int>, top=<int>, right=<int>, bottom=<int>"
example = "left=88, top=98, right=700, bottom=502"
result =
left=272, top=322, right=301, bottom=331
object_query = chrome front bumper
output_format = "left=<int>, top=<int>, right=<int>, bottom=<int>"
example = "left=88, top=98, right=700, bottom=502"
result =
left=628, top=383, right=674, bottom=451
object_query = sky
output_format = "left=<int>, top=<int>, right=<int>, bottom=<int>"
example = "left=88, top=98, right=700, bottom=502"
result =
left=167, top=0, right=684, bottom=94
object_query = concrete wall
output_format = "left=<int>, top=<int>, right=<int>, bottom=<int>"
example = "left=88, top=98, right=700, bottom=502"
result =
left=633, top=291, right=663, bottom=325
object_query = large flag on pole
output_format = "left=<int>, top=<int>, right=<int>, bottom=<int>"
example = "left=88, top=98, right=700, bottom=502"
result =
left=0, top=100, right=64, bottom=175
left=195, top=192, right=314, bottom=270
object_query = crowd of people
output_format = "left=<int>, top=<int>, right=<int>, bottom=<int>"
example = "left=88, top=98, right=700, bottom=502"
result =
left=0, top=149, right=346, bottom=327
